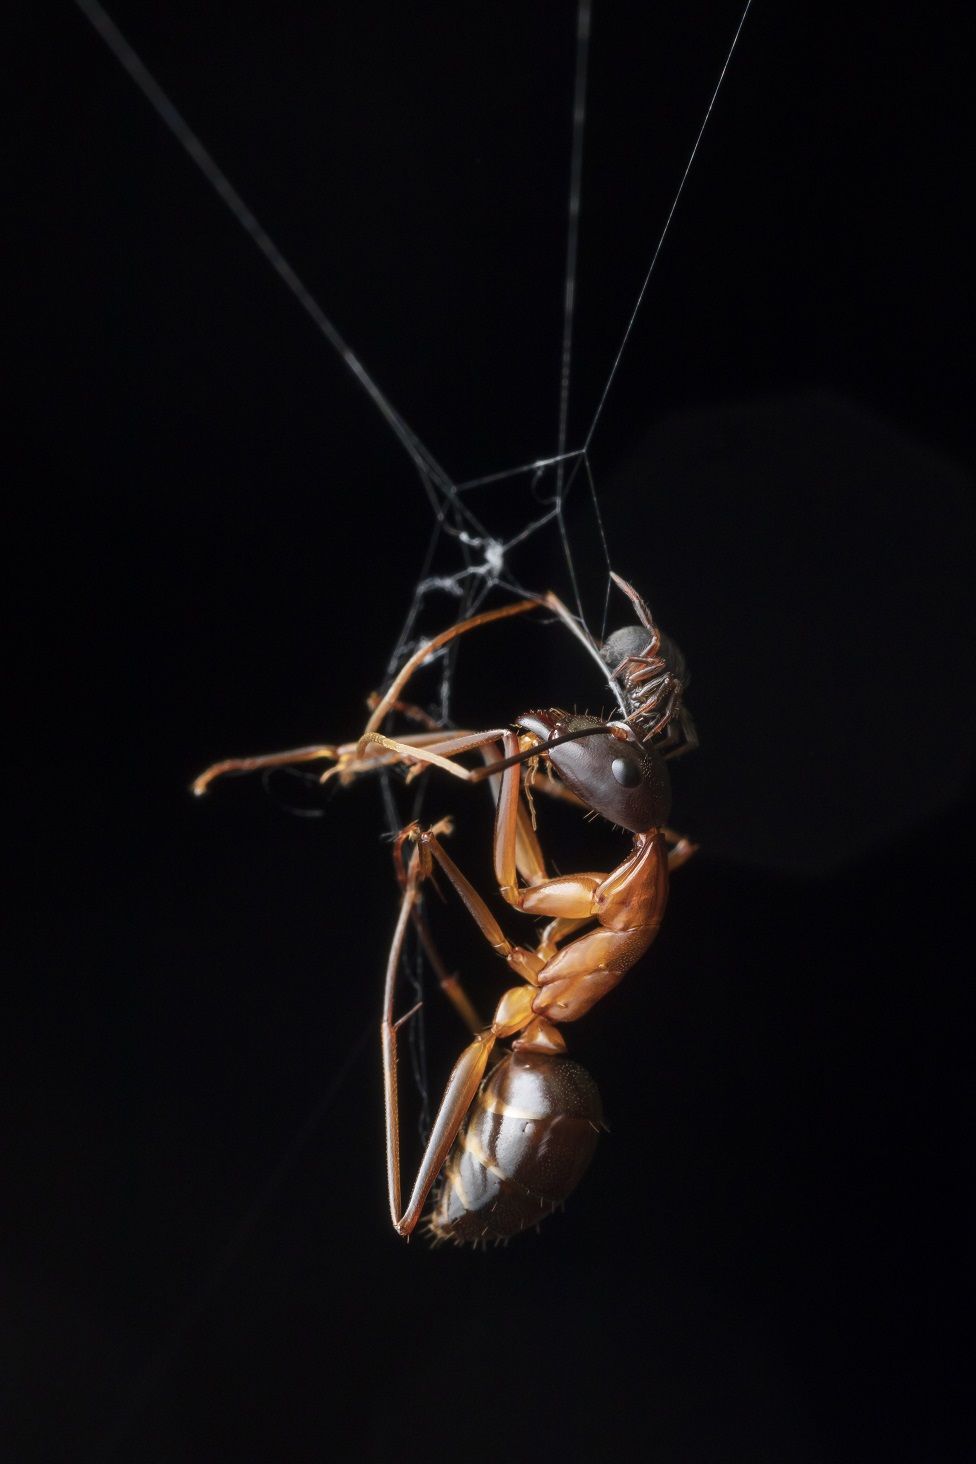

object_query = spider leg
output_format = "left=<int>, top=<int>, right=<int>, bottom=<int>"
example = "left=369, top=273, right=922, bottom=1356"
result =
left=610, top=571, right=662, bottom=654
left=657, top=707, right=700, bottom=760
left=638, top=683, right=683, bottom=738
left=542, top=589, right=629, bottom=718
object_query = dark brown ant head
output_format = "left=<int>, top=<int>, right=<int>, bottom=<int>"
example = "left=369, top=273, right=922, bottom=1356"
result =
left=517, top=710, right=671, bottom=833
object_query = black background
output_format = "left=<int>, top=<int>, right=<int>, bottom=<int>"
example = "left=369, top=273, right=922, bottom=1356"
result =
left=8, top=3, right=974, bottom=1460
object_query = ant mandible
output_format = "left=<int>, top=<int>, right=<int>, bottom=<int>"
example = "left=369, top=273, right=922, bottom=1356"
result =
left=193, top=574, right=697, bottom=1244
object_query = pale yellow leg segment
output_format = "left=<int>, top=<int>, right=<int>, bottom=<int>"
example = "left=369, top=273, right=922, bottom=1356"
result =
left=357, top=729, right=509, bottom=781
left=192, top=729, right=490, bottom=796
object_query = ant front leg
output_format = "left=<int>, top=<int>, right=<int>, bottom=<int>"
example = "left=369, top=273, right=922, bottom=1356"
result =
left=192, top=729, right=485, bottom=797
left=493, top=731, right=609, bottom=921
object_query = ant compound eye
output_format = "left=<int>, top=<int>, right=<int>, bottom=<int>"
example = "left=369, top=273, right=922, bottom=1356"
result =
left=543, top=712, right=671, bottom=831
left=611, top=755, right=641, bottom=788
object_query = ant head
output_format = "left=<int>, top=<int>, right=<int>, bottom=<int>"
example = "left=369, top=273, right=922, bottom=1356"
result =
left=517, top=711, right=671, bottom=833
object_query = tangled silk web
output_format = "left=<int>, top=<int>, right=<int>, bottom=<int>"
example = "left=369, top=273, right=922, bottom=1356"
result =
left=76, top=0, right=753, bottom=1141
left=75, top=5, right=755, bottom=1441
left=76, top=0, right=751, bottom=715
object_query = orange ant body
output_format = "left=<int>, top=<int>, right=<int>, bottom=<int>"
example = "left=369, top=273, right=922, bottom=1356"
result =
left=194, top=578, right=696, bottom=1242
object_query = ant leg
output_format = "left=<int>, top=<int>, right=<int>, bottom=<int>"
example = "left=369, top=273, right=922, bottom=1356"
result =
left=382, top=849, right=493, bottom=1235
left=194, top=726, right=518, bottom=797
left=385, top=738, right=550, bottom=1029
left=192, top=729, right=468, bottom=797
left=320, top=730, right=473, bottom=786
left=493, top=731, right=607, bottom=918
left=535, top=916, right=592, bottom=962
left=357, top=728, right=510, bottom=781
left=412, top=826, right=544, bottom=987
left=365, top=693, right=442, bottom=730
left=383, top=842, right=534, bottom=1236
left=385, top=740, right=550, bottom=1037
left=406, top=903, right=482, bottom=1034
left=191, top=743, right=341, bottom=796
left=364, top=599, right=538, bottom=736
left=477, top=741, right=548, bottom=887
left=663, top=827, right=698, bottom=871
left=391, top=823, right=482, bottom=1035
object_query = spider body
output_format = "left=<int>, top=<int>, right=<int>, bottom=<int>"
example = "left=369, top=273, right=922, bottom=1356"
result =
left=598, top=573, right=698, bottom=757
left=193, top=579, right=696, bottom=1241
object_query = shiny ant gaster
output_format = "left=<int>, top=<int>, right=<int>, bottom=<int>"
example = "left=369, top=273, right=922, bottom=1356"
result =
left=193, top=574, right=696, bottom=1243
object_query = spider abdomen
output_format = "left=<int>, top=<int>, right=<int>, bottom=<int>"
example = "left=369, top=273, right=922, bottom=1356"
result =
left=429, top=1050, right=602, bottom=1244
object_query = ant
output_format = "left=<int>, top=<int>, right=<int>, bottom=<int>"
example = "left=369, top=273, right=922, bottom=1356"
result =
left=193, top=574, right=696, bottom=1243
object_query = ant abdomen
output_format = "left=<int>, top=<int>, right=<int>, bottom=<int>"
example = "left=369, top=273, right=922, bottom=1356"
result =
left=429, top=1050, right=603, bottom=1245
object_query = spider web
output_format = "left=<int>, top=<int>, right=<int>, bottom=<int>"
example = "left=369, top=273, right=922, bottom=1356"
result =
left=75, top=0, right=753, bottom=1446
left=74, top=0, right=750, bottom=730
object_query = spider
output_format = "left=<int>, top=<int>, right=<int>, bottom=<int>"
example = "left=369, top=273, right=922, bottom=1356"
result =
left=193, top=575, right=697, bottom=1242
